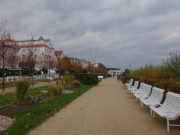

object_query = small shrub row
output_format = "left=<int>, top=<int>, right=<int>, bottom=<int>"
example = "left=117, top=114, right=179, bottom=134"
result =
left=121, top=76, right=132, bottom=84
left=123, top=77, right=180, bottom=94
left=16, top=80, right=30, bottom=106
left=72, top=80, right=81, bottom=88
left=48, top=85, right=63, bottom=96
left=0, top=69, right=20, bottom=77
left=60, top=75, right=75, bottom=89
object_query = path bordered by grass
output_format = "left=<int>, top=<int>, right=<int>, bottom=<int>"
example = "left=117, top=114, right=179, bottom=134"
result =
left=0, top=85, right=92, bottom=135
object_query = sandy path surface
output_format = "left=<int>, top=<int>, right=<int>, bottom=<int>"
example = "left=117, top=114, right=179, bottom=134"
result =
left=27, top=78, right=180, bottom=135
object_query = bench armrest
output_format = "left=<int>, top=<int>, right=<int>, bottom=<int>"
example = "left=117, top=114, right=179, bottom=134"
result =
left=163, top=111, right=180, bottom=117
left=135, top=91, right=141, bottom=94
left=149, top=101, right=161, bottom=106
left=140, top=95, right=148, bottom=99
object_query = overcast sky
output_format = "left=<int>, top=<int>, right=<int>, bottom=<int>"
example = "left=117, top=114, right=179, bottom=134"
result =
left=1, top=0, right=180, bottom=70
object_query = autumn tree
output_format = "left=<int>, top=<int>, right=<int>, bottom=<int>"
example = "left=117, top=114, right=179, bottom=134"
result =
left=28, top=47, right=36, bottom=89
left=0, top=21, right=16, bottom=95
left=72, top=62, right=83, bottom=73
left=19, top=55, right=29, bottom=75
left=42, top=48, right=55, bottom=83
left=38, top=52, right=48, bottom=79
left=47, top=54, right=55, bottom=84
left=86, top=65, right=93, bottom=73
left=19, top=39, right=37, bottom=90
left=55, top=55, right=61, bottom=78
left=61, top=57, right=72, bottom=72
left=8, top=45, right=19, bottom=82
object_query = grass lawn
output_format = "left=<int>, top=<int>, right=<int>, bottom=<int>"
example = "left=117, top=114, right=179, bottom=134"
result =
left=0, top=86, right=50, bottom=107
left=0, top=82, right=16, bottom=89
left=0, top=85, right=92, bottom=135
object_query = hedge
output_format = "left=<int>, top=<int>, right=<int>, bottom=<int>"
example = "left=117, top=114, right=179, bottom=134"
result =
left=67, top=73, right=98, bottom=85
left=0, top=70, right=20, bottom=77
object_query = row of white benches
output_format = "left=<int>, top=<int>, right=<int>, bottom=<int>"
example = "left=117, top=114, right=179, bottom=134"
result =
left=125, top=79, right=180, bottom=132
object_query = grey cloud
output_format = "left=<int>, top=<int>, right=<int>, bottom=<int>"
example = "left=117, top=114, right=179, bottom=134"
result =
left=1, top=0, right=180, bottom=70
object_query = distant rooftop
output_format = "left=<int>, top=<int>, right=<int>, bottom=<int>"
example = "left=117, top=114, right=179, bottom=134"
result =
left=106, top=68, right=121, bottom=71
left=38, top=36, right=44, bottom=41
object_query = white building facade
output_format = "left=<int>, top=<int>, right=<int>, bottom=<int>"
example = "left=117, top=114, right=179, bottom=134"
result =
left=17, top=36, right=55, bottom=70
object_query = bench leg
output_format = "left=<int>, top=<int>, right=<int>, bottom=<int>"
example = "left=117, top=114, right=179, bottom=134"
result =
left=150, top=108, right=152, bottom=115
left=167, top=117, right=170, bottom=132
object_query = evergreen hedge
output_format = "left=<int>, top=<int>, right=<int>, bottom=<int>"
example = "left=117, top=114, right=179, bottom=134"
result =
left=68, top=73, right=98, bottom=85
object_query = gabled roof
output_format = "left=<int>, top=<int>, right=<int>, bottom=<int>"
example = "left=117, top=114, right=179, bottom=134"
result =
left=38, top=36, right=44, bottom=41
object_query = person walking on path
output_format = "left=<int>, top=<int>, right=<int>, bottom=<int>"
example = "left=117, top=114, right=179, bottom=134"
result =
left=117, top=74, right=121, bottom=82
left=27, top=78, right=176, bottom=135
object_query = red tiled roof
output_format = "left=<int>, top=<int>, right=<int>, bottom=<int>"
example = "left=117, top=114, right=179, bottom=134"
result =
left=19, top=44, right=53, bottom=49
left=54, top=51, right=63, bottom=55
left=16, top=39, right=50, bottom=42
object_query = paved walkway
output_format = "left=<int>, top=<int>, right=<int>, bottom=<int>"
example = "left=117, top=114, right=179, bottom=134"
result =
left=27, top=78, right=180, bottom=135
left=0, top=81, right=57, bottom=95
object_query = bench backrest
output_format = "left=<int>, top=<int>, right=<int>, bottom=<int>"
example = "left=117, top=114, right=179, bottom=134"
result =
left=137, top=82, right=145, bottom=92
left=98, top=76, right=103, bottom=79
left=129, top=79, right=133, bottom=85
left=162, top=92, right=180, bottom=114
left=142, top=84, right=152, bottom=96
left=149, top=87, right=165, bottom=103
left=133, top=81, right=139, bottom=89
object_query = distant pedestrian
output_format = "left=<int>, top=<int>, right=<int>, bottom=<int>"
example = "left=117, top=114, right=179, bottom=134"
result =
left=118, top=74, right=121, bottom=82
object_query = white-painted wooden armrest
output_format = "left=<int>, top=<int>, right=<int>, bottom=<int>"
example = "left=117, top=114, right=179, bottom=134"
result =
left=140, top=95, right=148, bottom=99
left=164, top=111, right=180, bottom=116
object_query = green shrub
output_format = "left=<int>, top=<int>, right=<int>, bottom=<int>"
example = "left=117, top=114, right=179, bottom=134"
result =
left=16, top=79, right=30, bottom=106
left=73, top=80, right=81, bottom=88
left=61, top=75, right=75, bottom=89
left=57, top=84, right=63, bottom=92
left=68, top=73, right=98, bottom=85
left=48, top=85, right=63, bottom=96
left=163, top=53, right=180, bottom=79
left=14, top=72, right=20, bottom=76
left=121, top=76, right=132, bottom=84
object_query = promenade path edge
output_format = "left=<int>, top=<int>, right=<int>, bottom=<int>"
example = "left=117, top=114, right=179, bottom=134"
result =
left=26, top=78, right=179, bottom=135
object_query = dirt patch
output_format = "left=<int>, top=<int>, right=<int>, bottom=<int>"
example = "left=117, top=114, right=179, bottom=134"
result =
left=0, top=95, right=50, bottom=117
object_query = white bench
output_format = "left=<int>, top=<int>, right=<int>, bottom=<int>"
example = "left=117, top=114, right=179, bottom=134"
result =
left=150, top=92, right=180, bottom=132
left=128, top=81, right=139, bottom=95
left=134, top=83, right=152, bottom=100
left=46, top=77, right=53, bottom=81
left=98, top=76, right=104, bottom=79
left=125, top=79, right=133, bottom=88
left=140, top=87, right=165, bottom=109
left=132, top=82, right=144, bottom=95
